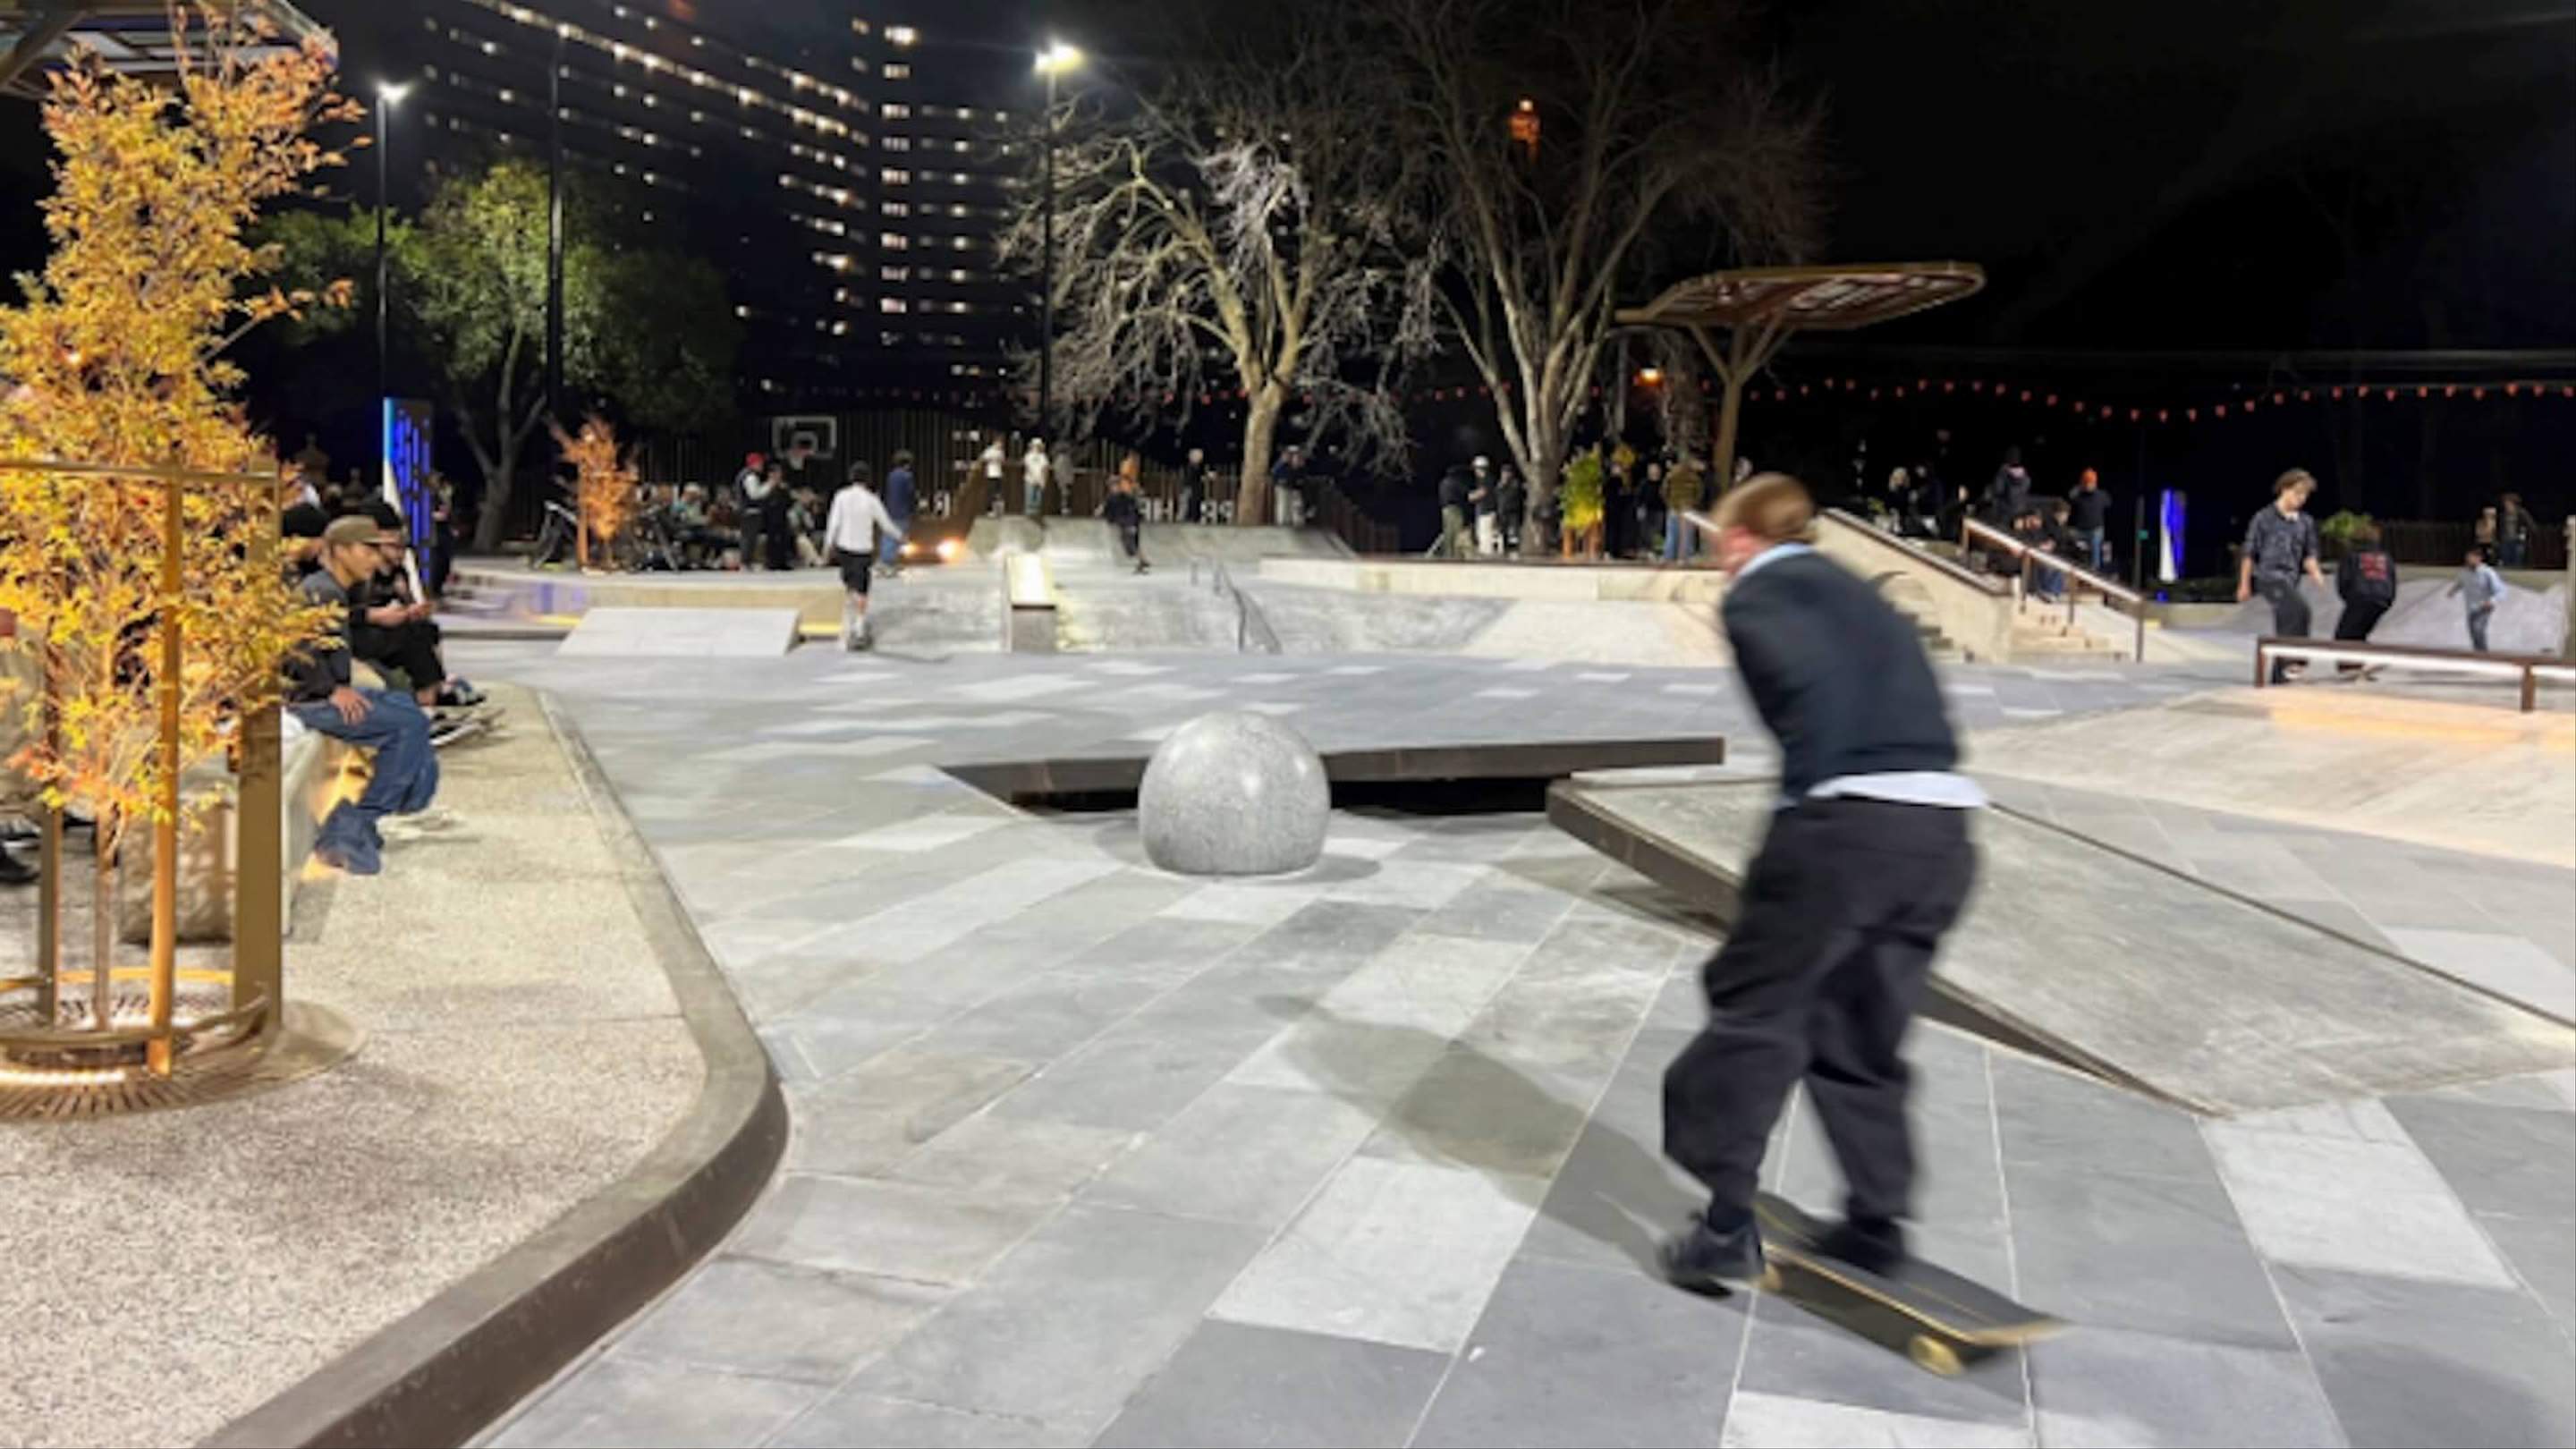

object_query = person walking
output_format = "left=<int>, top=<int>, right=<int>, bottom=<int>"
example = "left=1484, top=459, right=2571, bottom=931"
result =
left=1658, top=473, right=1981, bottom=1292
left=2497, top=493, right=2538, bottom=569
left=826, top=462, right=905, bottom=651
left=2332, top=521, right=2400, bottom=671
left=2237, top=469, right=2326, bottom=682
left=1022, top=437, right=1051, bottom=518
left=1106, top=470, right=1148, bottom=574
left=1436, top=462, right=1472, bottom=558
left=2449, top=545, right=2506, bottom=653
left=881, top=450, right=918, bottom=575
left=2067, top=469, right=2112, bottom=572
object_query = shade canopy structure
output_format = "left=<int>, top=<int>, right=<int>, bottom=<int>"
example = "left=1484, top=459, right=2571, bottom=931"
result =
left=1617, top=261, right=1986, bottom=488
left=0, top=1, right=326, bottom=100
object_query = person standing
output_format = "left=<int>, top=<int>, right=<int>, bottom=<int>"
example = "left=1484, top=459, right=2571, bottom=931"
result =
left=2472, top=506, right=2499, bottom=558
left=1471, top=455, right=1500, bottom=556
left=2333, top=521, right=2398, bottom=672
left=752, top=460, right=794, bottom=572
left=1987, top=446, right=2032, bottom=526
left=1663, top=454, right=1704, bottom=562
left=881, top=450, right=918, bottom=574
left=2067, top=469, right=2112, bottom=572
left=2497, top=493, right=2538, bottom=570
left=1658, top=474, right=1980, bottom=1290
left=1273, top=444, right=1306, bottom=528
left=1105, top=469, right=1148, bottom=574
left=2449, top=545, right=2506, bottom=653
left=979, top=436, right=1008, bottom=515
left=824, top=462, right=904, bottom=651
left=1436, top=463, right=1472, bottom=558
left=1497, top=463, right=1528, bottom=558
left=1023, top=437, right=1051, bottom=517
left=733, top=452, right=767, bottom=572
left=2237, top=469, right=2326, bottom=682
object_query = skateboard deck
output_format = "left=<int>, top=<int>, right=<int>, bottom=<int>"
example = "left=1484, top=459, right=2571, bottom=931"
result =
left=1754, top=1193, right=2065, bottom=1376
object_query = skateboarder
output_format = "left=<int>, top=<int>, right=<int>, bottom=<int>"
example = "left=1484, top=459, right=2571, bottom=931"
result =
left=1660, top=473, right=1981, bottom=1292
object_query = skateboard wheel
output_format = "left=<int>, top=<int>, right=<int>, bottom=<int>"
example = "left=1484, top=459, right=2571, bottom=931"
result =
left=1756, top=1266, right=1784, bottom=1294
left=1907, top=1335, right=1963, bottom=1377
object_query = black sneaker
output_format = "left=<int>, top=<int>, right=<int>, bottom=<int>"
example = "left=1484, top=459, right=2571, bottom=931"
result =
left=1658, top=1216, right=1764, bottom=1294
left=1814, top=1216, right=1908, bottom=1276
left=0, top=848, right=36, bottom=886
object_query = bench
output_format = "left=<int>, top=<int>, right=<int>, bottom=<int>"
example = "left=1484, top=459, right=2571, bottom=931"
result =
left=2255, top=636, right=2576, bottom=712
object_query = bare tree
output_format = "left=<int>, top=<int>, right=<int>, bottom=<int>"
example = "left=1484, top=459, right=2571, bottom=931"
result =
left=1382, top=0, right=1818, bottom=539
left=1003, top=9, right=1436, bottom=525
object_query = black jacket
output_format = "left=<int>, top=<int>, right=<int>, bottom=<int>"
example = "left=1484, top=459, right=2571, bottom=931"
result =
left=1438, top=469, right=1470, bottom=511
left=2067, top=487, right=2112, bottom=532
left=1724, top=548, right=1960, bottom=800
left=2336, top=548, right=2399, bottom=606
left=1105, top=490, right=1140, bottom=528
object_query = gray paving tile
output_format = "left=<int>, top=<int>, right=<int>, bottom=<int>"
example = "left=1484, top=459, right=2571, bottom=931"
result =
left=1094, top=1321, right=1447, bottom=1449
left=1992, top=1055, right=2219, bottom=1186
left=1737, top=1284, right=2030, bottom=1428
left=1411, top=1255, right=1743, bottom=1448
left=2028, top=1326, right=2343, bottom=1447
left=2396, top=1091, right=2576, bottom=1212
left=885, top=1114, right=1140, bottom=1202
left=729, top=1174, right=1050, bottom=1285
left=2203, top=1122, right=2515, bottom=1288
left=1085, top=1082, right=1377, bottom=1226
left=1360, top=1043, right=1598, bottom=1178
left=1212, top=1156, right=1540, bottom=1353
left=986, top=1013, right=1267, bottom=1133
left=1720, top=1389, right=2033, bottom=1447
left=1514, top=1120, right=1703, bottom=1277
left=909, top=972, right=1169, bottom=1064
left=2275, top=1264, right=2576, bottom=1449
left=774, top=1394, right=1086, bottom=1449
left=2003, top=1161, right=2297, bottom=1350
left=847, top=1205, right=1270, bottom=1428
left=486, top=1358, right=820, bottom=1449
left=2480, top=1212, right=2576, bottom=1335
left=610, top=1256, right=945, bottom=1385
left=782, top=1047, right=1035, bottom=1176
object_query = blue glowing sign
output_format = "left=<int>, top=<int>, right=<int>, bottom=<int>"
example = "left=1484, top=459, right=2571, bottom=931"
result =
left=382, top=397, right=436, bottom=590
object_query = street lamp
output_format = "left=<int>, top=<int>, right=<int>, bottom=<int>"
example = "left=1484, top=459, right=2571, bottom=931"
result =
left=1033, top=42, right=1085, bottom=461
left=373, top=80, right=411, bottom=446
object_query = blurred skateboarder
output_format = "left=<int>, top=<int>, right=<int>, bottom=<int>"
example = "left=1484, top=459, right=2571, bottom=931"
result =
left=1660, top=474, right=1982, bottom=1292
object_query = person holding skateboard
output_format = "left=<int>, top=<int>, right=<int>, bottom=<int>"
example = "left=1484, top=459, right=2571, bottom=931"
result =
left=1661, top=473, right=1982, bottom=1292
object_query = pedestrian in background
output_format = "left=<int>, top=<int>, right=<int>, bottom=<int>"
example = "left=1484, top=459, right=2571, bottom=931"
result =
left=1664, top=454, right=1704, bottom=562
left=2067, top=469, right=2112, bottom=572
left=2496, top=493, right=2538, bottom=569
left=881, top=450, right=918, bottom=574
left=1022, top=437, right=1051, bottom=517
left=1436, top=462, right=1472, bottom=558
left=2448, top=545, right=2506, bottom=652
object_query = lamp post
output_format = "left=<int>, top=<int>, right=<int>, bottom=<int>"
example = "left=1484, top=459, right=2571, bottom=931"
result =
left=1034, top=42, right=1084, bottom=462
left=373, top=80, right=411, bottom=447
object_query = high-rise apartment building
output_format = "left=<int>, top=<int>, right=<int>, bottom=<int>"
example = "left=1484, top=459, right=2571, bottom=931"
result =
left=310, top=0, right=1026, bottom=411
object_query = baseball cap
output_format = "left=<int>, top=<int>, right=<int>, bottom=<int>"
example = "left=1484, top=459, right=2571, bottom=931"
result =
left=323, top=515, right=398, bottom=547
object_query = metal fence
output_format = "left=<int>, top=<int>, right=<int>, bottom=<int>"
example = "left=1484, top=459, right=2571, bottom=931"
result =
left=2372, top=518, right=2568, bottom=571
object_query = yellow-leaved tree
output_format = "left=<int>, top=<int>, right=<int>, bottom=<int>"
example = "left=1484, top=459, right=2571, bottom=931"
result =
left=551, top=413, right=637, bottom=571
left=0, top=4, right=353, bottom=1013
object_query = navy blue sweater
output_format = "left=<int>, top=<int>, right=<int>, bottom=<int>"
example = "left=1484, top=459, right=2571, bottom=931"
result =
left=1723, top=549, right=1960, bottom=800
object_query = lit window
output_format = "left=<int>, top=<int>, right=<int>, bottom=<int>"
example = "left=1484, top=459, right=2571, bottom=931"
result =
left=883, top=63, right=911, bottom=80
left=880, top=297, right=908, bottom=313
left=881, top=265, right=910, bottom=282
left=953, top=140, right=970, bottom=153
left=885, top=136, right=910, bottom=151
left=951, top=172, right=970, bottom=184
left=882, top=103, right=911, bottom=119
left=881, top=232, right=909, bottom=250
left=887, top=25, right=919, bottom=46
left=881, top=167, right=909, bottom=185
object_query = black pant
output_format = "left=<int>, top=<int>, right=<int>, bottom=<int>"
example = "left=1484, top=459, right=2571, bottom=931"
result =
left=1664, top=798, right=1977, bottom=1226
left=352, top=617, right=445, bottom=693
left=762, top=510, right=793, bottom=572
left=1119, top=522, right=1144, bottom=565
left=2258, top=575, right=2309, bottom=682
left=2334, top=598, right=2386, bottom=673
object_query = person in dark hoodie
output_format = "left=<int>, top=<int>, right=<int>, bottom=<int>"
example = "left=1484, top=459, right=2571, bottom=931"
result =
left=2332, top=521, right=2398, bottom=674
left=1105, top=470, right=1148, bottom=574
left=881, top=450, right=918, bottom=575
left=1436, top=462, right=1472, bottom=558
left=1658, top=473, right=1980, bottom=1293
left=1987, top=446, right=2032, bottom=526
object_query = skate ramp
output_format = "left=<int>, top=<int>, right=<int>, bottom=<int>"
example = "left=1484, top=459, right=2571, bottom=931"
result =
left=1968, top=687, right=2576, bottom=868
left=1548, top=778, right=2576, bottom=1115
left=558, top=606, right=801, bottom=658
left=2187, top=577, right=2568, bottom=657
left=966, top=518, right=1352, bottom=566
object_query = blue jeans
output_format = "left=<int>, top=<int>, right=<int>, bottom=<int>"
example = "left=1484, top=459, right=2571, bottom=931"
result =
left=1664, top=513, right=1691, bottom=562
left=2469, top=608, right=2492, bottom=653
left=292, top=690, right=438, bottom=868
left=2080, top=527, right=2106, bottom=572
left=879, top=523, right=909, bottom=568
left=2499, top=538, right=2528, bottom=569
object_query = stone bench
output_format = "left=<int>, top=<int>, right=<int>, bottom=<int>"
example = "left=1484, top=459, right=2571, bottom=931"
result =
left=1004, top=552, right=1056, bottom=653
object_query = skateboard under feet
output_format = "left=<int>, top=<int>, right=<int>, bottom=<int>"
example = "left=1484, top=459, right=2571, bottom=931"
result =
left=1754, top=1192, right=2065, bottom=1376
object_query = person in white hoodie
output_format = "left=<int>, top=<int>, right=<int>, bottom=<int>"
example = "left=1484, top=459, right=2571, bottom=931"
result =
left=825, top=462, right=905, bottom=651
left=1022, top=437, right=1051, bottom=517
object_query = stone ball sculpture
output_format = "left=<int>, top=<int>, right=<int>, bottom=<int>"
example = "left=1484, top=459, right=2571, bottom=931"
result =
left=1140, top=711, right=1330, bottom=877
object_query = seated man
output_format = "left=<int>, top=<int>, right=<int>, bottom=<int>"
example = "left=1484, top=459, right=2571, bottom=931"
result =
left=287, top=517, right=443, bottom=876
left=353, top=502, right=486, bottom=716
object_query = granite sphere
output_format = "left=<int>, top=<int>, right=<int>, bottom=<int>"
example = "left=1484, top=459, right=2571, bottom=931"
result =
left=1139, top=711, right=1330, bottom=877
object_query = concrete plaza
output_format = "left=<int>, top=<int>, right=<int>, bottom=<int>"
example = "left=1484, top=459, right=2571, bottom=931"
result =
left=417, top=642, right=2575, bottom=1449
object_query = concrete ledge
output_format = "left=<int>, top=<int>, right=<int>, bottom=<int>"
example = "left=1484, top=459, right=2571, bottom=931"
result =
left=947, top=735, right=1727, bottom=802
left=1260, top=555, right=1728, bottom=604
left=204, top=693, right=787, bottom=1449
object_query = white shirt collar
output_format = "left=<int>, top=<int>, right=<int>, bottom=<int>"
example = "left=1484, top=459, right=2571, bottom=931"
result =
left=1733, top=541, right=1814, bottom=583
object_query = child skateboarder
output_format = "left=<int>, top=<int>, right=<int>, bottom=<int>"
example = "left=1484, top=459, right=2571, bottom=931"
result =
left=824, top=462, right=903, bottom=651
left=1661, top=474, right=1983, bottom=1291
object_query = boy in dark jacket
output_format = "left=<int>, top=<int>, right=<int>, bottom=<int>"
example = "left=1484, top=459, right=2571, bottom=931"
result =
left=2332, top=524, right=2399, bottom=673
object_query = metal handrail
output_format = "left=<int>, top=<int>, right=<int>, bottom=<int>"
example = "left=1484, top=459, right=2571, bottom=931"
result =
left=2253, top=636, right=2575, bottom=712
left=1813, top=509, right=2009, bottom=595
left=1961, top=517, right=2148, bottom=662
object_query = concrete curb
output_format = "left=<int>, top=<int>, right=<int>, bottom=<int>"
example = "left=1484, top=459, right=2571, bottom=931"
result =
left=205, top=693, right=787, bottom=1449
